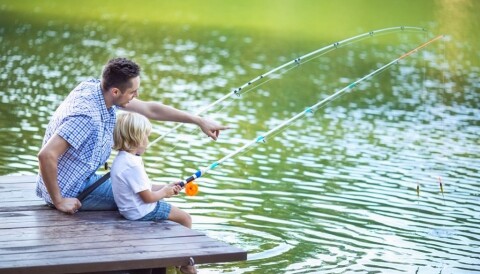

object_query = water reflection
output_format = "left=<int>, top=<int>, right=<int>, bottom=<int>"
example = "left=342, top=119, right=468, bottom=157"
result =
left=1, top=2, right=480, bottom=273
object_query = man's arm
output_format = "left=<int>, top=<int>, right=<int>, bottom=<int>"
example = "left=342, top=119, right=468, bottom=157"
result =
left=124, top=98, right=228, bottom=140
left=37, top=134, right=82, bottom=214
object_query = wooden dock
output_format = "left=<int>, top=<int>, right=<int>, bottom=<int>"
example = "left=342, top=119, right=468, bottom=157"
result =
left=0, top=175, right=247, bottom=274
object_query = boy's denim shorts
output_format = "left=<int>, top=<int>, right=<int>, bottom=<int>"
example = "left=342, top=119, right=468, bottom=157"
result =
left=138, top=200, right=172, bottom=221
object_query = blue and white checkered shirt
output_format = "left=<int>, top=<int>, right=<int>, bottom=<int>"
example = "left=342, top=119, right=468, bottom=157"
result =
left=36, top=79, right=117, bottom=203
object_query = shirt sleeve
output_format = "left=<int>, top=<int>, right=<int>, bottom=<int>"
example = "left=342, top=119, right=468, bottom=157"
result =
left=56, top=114, right=94, bottom=150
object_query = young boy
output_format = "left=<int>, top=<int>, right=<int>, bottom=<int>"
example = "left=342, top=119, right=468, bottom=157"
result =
left=110, top=112, right=197, bottom=273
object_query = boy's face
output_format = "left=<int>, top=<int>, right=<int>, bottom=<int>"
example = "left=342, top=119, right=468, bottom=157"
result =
left=135, top=133, right=150, bottom=155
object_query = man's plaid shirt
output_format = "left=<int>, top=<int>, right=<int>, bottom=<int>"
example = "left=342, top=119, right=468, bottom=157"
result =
left=36, top=79, right=116, bottom=203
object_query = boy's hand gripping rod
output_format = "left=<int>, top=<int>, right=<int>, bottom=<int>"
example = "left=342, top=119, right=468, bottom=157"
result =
left=177, top=34, right=444, bottom=196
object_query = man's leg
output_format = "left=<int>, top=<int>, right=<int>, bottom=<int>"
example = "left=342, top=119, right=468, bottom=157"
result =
left=79, top=174, right=117, bottom=211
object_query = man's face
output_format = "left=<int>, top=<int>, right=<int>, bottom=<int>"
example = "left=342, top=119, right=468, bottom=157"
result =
left=114, top=76, right=140, bottom=107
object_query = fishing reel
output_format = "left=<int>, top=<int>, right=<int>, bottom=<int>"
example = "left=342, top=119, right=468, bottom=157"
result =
left=184, top=181, right=199, bottom=196
left=177, top=180, right=199, bottom=196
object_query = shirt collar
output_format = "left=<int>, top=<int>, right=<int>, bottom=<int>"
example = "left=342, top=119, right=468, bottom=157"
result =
left=95, top=81, right=115, bottom=121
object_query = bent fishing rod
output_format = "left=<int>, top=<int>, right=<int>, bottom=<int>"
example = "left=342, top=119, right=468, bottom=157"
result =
left=178, top=34, right=444, bottom=196
left=148, top=26, right=427, bottom=148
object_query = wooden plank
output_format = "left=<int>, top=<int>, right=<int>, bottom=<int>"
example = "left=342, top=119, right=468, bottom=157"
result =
left=0, top=238, right=235, bottom=261
left=0, top=175, right=46, bottom=212
left=0, top=232, right=202, bottom=248
left=0, top=245, right=246, bottom=274
left=0, top=225, right=202, bottom=242
left=0, top=219, right=202, bottom=239
left=0, top=190, right=43, bottom=199
left=0, top=175, right=37, bottom=184
left=0, top=204, right=51, bottom=213
left=0, top=235, right=214, bottom=255
left=1, top=236, right=242, bottom=260
left=0, top=197, right=45, bottom=203
left=0, top=200, right=46, bottom=207
left=0, top=183, right=41, bottom=190
left=0, top=229, right=205, bottom=249
left=0, top=211, right=136, bottom=228
left=0, top=209, right=135, bottom=222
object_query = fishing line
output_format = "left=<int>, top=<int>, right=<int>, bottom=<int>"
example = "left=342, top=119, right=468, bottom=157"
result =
left=416, top=30, right=429, bottom=201
left=174, top=35, right=444, bottom=195
left=439, top=35, right=447, bottom=203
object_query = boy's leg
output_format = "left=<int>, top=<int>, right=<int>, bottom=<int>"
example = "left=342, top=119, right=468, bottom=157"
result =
left=139, top=203, right=196, bottom=273
left=168, top=206, right=196, bottom=273
left=168, top=205, right=192, bottom=228
left=79, top=174, right=117, bottom=211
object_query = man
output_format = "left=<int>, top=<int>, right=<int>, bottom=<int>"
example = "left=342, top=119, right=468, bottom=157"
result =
left=37, top=58, right=227, bottom=214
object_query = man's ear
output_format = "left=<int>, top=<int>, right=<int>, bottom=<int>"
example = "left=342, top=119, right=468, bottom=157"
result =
left=111, top=87, right=121, bottom=96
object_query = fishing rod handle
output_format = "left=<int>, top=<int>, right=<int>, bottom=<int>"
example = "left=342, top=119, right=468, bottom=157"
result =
left=176, top=170, right=202, bottom=187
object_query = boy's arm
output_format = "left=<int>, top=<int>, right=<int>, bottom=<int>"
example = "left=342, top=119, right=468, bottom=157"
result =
left=138, top=183, right=182, bottom=203
left=151, top=183, right=165, bottom=191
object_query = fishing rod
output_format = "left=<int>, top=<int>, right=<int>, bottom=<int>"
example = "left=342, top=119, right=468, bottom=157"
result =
left=148, top=26, right=427, bottom=148
left=178, top=34, right=444, bottom=196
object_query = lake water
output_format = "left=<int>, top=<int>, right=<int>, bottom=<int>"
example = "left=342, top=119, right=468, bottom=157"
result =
left=1, top=1, right=479, bottom=273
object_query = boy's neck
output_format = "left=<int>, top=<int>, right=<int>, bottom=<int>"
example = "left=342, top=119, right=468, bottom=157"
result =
left=123, top=149, right=142, bottom=156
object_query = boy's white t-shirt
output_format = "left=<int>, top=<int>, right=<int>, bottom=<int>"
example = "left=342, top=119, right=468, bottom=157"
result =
left=111, top=151, right=156, bottom=220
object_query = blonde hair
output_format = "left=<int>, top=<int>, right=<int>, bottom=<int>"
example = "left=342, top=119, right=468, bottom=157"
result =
left=113, top=112, right=152, bottom=151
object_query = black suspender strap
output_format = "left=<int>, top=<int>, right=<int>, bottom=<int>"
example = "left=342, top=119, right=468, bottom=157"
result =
left=76, top=172, right=111, bottom=202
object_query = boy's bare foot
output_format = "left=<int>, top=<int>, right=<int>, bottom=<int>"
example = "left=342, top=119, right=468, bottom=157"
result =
left=179, top=265, right=197, bottom=274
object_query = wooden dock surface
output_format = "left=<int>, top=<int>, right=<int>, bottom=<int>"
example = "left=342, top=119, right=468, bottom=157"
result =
left=0, top=175, right=247, bottom=274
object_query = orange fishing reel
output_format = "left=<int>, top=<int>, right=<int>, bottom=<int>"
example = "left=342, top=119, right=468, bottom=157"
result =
left=185, top=181, right=199, bottom=196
